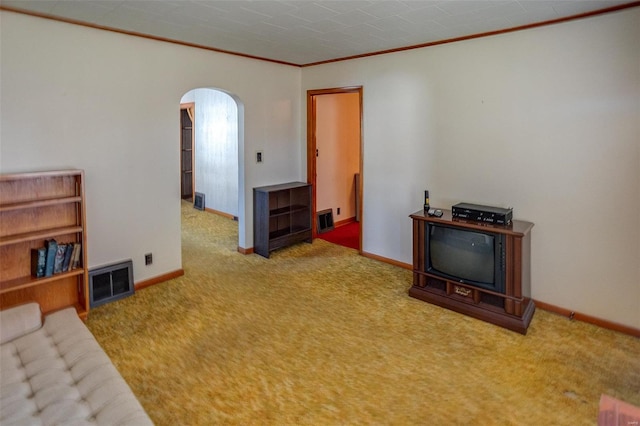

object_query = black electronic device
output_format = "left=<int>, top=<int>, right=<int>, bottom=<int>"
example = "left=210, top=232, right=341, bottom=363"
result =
left=451, top=202, right=513, bottom=225
left=425, top=222, right=506, bottom=293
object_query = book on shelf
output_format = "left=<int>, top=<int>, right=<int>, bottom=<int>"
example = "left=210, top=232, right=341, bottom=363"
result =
left=62, top=242, right=74, bottom=272
left=53, top=244, right=67, bottom=274
left=44, top=239, right=58, bottom=277
left=70, top=243, right=82, bottom=270
left=31, top=248, right=46, bottom=278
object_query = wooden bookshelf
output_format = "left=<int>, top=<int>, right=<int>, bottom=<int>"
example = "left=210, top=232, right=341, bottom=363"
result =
left=0, top=170, right=89, bottom=320
left=253, top=182, right=312, bottom=258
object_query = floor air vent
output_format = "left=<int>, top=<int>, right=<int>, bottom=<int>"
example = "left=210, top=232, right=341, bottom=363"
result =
left=89, top=260, right=134, bottom=308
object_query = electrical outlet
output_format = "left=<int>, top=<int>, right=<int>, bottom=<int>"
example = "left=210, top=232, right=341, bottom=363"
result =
left=145, top=253, right=153, bottom=265
left=337, top=207, right=341, bottom=215
left=256, top=151, right=263, bottom=163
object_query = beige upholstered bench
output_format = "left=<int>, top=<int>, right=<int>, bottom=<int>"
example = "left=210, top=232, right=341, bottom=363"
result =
left=1, top=303, right=152, bottom=425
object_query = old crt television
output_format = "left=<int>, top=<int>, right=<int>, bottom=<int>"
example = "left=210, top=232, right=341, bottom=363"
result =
left=425, top=222, right=506, bottom=293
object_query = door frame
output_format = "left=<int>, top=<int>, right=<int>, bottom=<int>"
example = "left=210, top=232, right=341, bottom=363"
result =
left=180, top=102, right=195, bottom=201
left=306, top=86, right=363, bottom=252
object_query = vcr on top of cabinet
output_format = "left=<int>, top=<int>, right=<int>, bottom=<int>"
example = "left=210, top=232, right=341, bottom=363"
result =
left=451, top=202, right=513, bottom=225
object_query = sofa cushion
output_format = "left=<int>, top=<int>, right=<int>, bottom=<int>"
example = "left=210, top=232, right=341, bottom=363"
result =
left=0, top=302, right=42, bottom=344
left=1, top=307, right=153, bottom=425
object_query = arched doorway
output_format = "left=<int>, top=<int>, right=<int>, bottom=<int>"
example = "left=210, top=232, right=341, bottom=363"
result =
left=180, top=88, right=245, bottom=249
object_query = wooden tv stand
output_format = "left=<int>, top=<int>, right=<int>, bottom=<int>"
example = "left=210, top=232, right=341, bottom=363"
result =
left=410, top=209, right=535, bottom=334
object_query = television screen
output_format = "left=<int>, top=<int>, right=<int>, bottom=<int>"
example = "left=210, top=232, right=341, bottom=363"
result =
left=429, top=225, right=495, bottom=284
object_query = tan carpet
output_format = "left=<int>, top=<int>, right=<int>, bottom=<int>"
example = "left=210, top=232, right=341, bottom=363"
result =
left=86, top=202, right=640, bottom=425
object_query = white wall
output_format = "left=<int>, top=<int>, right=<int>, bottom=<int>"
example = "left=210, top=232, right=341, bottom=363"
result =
left=0, top=11, right=302, bottom=282
left=181, top=88, right=239, bottom=217
left=302, top=9, right=640, bottom=328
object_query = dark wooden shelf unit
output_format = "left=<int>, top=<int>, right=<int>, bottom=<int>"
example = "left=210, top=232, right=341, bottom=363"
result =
left=180, top=106, right=194, bottom=200
left=254, top=182, right=312, bottom=258
left=410, top=209, right=535, bottom=334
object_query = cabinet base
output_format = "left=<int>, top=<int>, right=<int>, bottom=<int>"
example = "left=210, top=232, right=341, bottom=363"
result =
left=255, top=232, right=312, bottom=258
left=409, top=285, right=536, bottom=335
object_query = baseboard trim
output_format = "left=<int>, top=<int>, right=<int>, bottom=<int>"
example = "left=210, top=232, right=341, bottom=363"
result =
left=361, top=251, right=412, bottom=270
left=204, top=207, right=237, bottom=221
left=135, top=269, right=184, bottom=291
left=334, top=217, right=356, bottom=227
left=533, top=299, right=640, bottom=338
left=237, top=246, right=254, bottom=255
left=356, top=254, right=639, bottom=337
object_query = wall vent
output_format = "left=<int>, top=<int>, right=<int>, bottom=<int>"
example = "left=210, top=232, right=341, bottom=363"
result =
left=89, top=260, right=134, bottom=308
left=317, top=209, right=334, bottom=234
left=194, top=192, right=205, bottom=210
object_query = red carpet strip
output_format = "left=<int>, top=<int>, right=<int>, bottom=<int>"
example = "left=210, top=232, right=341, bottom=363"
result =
left=318, top=222, right=359, bottom=250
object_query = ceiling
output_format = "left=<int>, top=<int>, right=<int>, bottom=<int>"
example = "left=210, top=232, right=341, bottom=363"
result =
left=1, top=0, right=635, bottom=66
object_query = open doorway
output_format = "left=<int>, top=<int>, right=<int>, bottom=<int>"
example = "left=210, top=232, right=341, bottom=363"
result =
left=180, top=88, right=246, bottom=250
left=307, top=87, right=363, bottom=252
left=180, top=103, right=195, bottom=202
